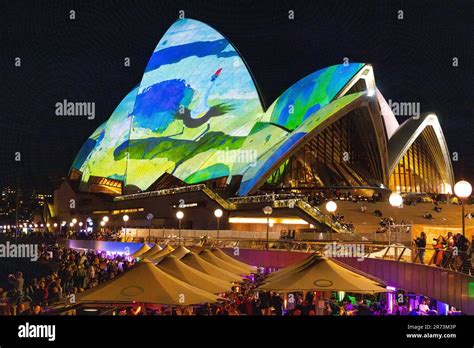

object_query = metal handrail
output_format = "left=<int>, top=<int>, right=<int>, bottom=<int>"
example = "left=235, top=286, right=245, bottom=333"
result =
left=135, top=236, right=473, bottom=276
left=113, top=184, right=237, bottom=210
left=114, top=184, right=207, bottom=201
left=228, top=194, right=306, bottom=203
left=200, top=186, right=237, bottom=210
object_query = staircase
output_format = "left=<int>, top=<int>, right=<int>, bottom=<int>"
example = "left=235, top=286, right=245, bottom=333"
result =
left=272, top=199, right=348, bottom=233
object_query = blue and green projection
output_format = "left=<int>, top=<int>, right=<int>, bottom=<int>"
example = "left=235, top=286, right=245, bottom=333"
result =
left=71, top=18, right=365, bottom=195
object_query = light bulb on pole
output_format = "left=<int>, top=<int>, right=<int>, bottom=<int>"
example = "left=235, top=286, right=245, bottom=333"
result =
left=214, top=209, right=223, bottom=240
left=60, top=221, right=66, bottom=238
left=389, top=192, right=403, bottom=252
left=325, top=200, right=337, bottom=241
left=123, top=215, right=129, bottom=241
left=176, top=211, right=184, bottom=245
left=454, top=180, right=472, bottom=236
left=389, top=192, right=403, bottom=224
left=263, top=206, right=273, bottom=250
left=389, top=192, right=403, bottom=208
left=146, top=213, right=154, bottom=242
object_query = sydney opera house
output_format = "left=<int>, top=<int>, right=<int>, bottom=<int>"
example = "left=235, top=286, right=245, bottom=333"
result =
left=52, top=19, right=455, bottom=233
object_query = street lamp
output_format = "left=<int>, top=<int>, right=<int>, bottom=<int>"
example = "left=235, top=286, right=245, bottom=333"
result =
left=61, top=221, right=66, bottom=238
left=214, top=209, right=223, bottom=240
left=72, top=218, right=77, bottom=225
left=176, top=211, right=184, bottom=245
left=389, top=192, right=403, bottom=254
left=325, top=200, right=337, bottom=241
left=263, top=206, right=273, bottom=250
left=101, top=216, right=109, bottom=234
left=454, top=180, right=472, bottom=236
left=123, top=215, right=129, bottom=241
left=66, top=222, right=74, bottom=239
left=146, top=213, right=154, bottom=242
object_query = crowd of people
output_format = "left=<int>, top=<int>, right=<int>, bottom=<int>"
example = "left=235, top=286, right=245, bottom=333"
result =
left=306, top=190, right=381, bottom=207
left=75, top=228, right=122, bottom=241
left=331, top=213, right=355, bottom=232
left=117, top=291, right=391, bottom=316
left=116, top=290, right=449, bottom=316
left=413, top=231, right=471, bottom=271
left=0, top=237, right=133, bottom=315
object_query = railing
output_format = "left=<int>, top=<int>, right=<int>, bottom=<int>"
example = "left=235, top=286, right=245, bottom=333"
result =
left=114, top=184, right=207, bottom=201
left=113, top=184, right=237, bottom=210
left=218, top=240, right=473, bottom=275
left=121, top=228, right=280, bottom=241
left=200, top=186, right=236, bottom=210
left=228, top=194, right=306, bottom=204
left=63, top=234, right=474, bottom=276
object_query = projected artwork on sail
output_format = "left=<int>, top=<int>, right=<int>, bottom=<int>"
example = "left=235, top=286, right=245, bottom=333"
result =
left=71, top=19, right=370, bottom=195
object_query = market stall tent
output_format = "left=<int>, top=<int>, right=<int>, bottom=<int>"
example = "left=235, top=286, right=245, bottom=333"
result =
left=265, top=254, right=314, bottom=280
left=157, top=255, right=233, bottom=293
left=198, top=249, right=251, bottom=275
left=129, top=243, right=152, bottom=258
left=140, top=244, right=162, bottom=259
left=181, top=252, right=243, bottom=283
left=77, top=260, right=220, bottom=305
left=211, top=248, right=257, bottom=273
left=170, top=245, right=191, bottom=259
left=146, top=245, right=175, bottom=262
left=259, top=255, right=388, bottom=293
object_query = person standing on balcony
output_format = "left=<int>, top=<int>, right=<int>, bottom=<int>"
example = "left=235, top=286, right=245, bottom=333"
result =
left=414, top=232, right=427, bottom=264
left=433, top=236, right=445, bottom=267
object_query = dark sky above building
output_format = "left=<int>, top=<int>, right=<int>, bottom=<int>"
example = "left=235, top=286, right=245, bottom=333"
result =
left=1, top=0, right=472, bottom=191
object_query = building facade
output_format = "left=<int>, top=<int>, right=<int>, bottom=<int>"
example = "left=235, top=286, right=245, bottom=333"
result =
left=53, top=18, right=455, bottom=232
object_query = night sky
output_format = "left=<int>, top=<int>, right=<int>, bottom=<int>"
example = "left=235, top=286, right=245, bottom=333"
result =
left=1, top=0, right=472, bottom=192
